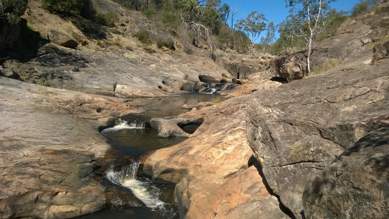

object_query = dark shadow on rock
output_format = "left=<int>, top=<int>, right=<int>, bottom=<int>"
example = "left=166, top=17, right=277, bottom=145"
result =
left=70, top=16, right=108, bottom=40
left=343, top=126, right=389, bottom=156
left=0, top=19, right=48, bottom=62
left=270, top=76, right=289, bottom=84
left=35, top=44, right=88, bottom=67
left=248, top=155, right=296, bottom=219
left=177, top=118, right=204, bottom=134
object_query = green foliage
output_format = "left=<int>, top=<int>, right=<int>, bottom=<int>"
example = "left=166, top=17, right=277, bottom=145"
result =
left=41, top=0, right=87, bottom=16
left=270, top=14, right=307, bottom=54
left=216, top=25, right=251, bottom=53
left=134, top=30, right=152, bottom=44
left=218, top=3, right=230, bottom=23
left=260, top=22, right=276, bottom=45
left=0, top=0, right=28, bottom=24
left=270, top=0, right=344, bottom=54
left=351, top=0, right=377, bottom=16
left=95, top=12, right=117, bottom=27
left=317, top=9, right=347, bottom=40
left=117, top=0, right=228, bottom=34
left=160, top=1, right=182, bottom=29
left=235, top=11, right=266, bottom=40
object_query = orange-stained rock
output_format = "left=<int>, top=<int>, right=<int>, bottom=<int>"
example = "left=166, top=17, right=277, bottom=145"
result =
left=211, top=167, right=287, bottom=219
left=143, top=87, right=286, bottom=218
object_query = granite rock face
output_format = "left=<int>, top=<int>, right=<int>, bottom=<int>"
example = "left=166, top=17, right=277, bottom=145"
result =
left=143, top=80, right=287, bottom=219
left=247, top=59, right=389, bottom=218
left=303, top=126, right=389, bottom=219
left=0, top=77, right=136, bottom=218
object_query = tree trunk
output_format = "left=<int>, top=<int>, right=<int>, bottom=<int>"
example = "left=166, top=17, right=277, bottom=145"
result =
left=307, top=32, right=313, bottom=74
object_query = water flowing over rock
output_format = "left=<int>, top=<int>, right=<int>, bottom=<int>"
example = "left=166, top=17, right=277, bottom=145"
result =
left=101, top=119, right=146, bottom=134
left=144, top=80, right=288, bottom=219
left=0, top=77, right=136, bottom=218
left=106, top=162, right=166, bottom=210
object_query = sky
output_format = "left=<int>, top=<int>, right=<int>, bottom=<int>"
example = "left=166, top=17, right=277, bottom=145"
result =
left=221, top=0, right=362, bottom=42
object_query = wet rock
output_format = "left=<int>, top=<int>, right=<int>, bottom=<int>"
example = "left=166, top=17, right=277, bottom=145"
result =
left=0, top=77, right=136, bottom=219
left=105, top=185, right=144, bottom=208
left=303, top=126, right=389, bottom=219
left=150, top=118, right=191, bottom=138
left=232, top=78, right=242, bottom=84
left=144, top=84, right=286, bottom=218
left=180, top=82, right=203, bottom=93
left=115, top=84, right=162, bottom=97
left=199, top=74, right=220, bottom=84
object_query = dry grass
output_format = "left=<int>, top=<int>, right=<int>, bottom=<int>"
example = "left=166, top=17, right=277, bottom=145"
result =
left=311, top=58, right=341, bottom=75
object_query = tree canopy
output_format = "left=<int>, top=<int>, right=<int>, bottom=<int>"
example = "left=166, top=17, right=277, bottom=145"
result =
left=235, top=11, right=267, bottom=40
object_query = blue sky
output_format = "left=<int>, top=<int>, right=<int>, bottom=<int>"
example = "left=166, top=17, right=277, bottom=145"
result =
left=221, top=0, right=362, bottom=42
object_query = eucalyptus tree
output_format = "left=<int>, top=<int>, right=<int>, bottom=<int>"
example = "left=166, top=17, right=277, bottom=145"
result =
left=286, top=0, right=336, bottom=73
left=235, top=11, right=267, bottom=40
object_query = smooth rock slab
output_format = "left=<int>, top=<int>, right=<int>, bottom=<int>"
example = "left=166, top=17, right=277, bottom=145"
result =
left=248, top=59, right=389, bottom=217
left=303, top=126, right=389, bottom=219
left=0, top=78, right=134, bottom=219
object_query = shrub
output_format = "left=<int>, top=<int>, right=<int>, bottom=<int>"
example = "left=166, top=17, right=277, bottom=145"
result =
left=95, top=12, right=117, bottom=27
left=352, top=0, right=377, bottom=16
left=41, top=0, right=87, bottom=16
left=317, top=10, right=348, bottom=41
left=156, top=34, right=176, bottom=50
left=134, top=30, right=152, bottom=45
left=0, top=0, right=28, bottom=24
left=216, top=26, right=251, bottom=53
left=161, top=9, right=181, bottom=29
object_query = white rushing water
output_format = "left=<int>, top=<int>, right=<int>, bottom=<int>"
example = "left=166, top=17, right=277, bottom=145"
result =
left=101, top=119, right=146, bottom=134
left=106, top=161, right=166, bottom=210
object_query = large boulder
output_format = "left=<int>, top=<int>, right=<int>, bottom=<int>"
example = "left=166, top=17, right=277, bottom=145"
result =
left=149, top=118, right=200, bottom=138
left=273, top=52, right=307, bottom=82
left=303, top=126, right=389, bottom=219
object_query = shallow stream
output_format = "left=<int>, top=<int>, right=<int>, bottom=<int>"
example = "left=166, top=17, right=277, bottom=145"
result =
left=78, top=94, right=223, bottom=219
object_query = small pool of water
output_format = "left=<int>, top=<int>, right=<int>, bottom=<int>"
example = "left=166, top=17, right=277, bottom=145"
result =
left=78, top=208, right=178, bottom=219
left=125, top=93, right=225, bottom=118
left=84, top=94, right=223, bottom=219
left=102, top=127, right=186, bottom=157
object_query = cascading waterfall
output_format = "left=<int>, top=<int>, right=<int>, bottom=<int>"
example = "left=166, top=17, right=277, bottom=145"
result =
left=106, top=161, right=167, bottom=210
left=101, top=119, right=146, bottom=134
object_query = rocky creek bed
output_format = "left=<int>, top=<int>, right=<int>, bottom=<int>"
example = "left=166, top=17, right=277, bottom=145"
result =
left=0, top=58, right=388, bottom=219
left=76, top=93, right=220, bottom=219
